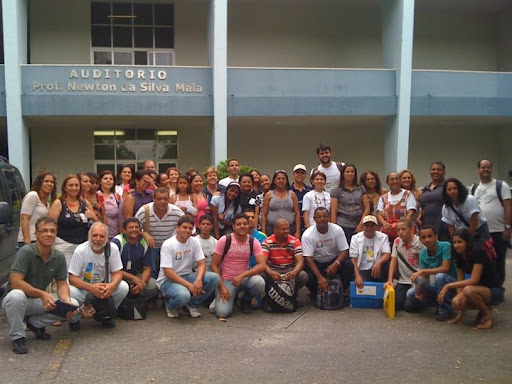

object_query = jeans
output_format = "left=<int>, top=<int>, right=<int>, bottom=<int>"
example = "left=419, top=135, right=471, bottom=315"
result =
left=404, top=273, right=456, bottom=316
left=305, top=258, right=354, bottom=295
left=160, top=272, right=219, bottom=309
left=215, top=275, right=265, bottom=318
left=1, top=290, right=79, bottom=340
left=149, top=247, right=161, bottom=279
left=490, top=232, right=507, bottom=284
left=69, top=281, right=129, bottom=323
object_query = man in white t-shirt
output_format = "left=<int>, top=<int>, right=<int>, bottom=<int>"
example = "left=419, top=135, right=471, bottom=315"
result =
left=350, top=215, right=391, bottom=288
left=311, top=144, right=345, bottom=193
left=470, top=159, right=511, bottom=284
left=211, top=213, right=266, bottom=318
left=68, top=222, right=129, bottom=329
left=219, top=158, right=241, bottom=187
left=301, top=207, right=350, bottom=298
left=157, top=216, right=220, bottom=318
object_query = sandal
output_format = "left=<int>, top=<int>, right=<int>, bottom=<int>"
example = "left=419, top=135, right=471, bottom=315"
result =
left=448, top=311, right=463, bottom=324
left=473, top=311, right=484, bottom=326
left=473, top=317, right=492, bottom=330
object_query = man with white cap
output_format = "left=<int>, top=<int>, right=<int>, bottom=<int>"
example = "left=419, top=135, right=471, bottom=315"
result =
left=290, top=164, right=312, bottom=235
left=350, top=215, right=391, bottom=288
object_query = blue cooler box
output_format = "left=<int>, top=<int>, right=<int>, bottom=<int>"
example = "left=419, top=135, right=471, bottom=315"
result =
left=350, top=282, right=385, bottom=308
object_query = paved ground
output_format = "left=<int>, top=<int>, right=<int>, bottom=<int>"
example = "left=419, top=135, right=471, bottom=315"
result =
left=1, top=258, right=511, bottom=384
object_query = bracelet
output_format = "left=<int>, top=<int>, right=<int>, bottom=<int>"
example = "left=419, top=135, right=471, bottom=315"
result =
left=334, top=260, right=341, bottom=265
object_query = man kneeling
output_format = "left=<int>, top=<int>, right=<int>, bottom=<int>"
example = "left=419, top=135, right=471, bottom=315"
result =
left=1, top=217, right=79, bottom=354
left=262, top=219, right=308, bottom=310
left=157, top=216, right=220, bottom=318
left=68, top=222, right=129, bottom=329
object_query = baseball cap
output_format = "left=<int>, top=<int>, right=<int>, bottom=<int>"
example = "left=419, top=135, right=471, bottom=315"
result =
left=362, top=215, right=378, bottom=225
left=293, top=164, right=307, bottom=173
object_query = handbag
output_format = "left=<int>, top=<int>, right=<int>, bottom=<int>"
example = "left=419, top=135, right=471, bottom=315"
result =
left=85, top=244, right=117, bottom=321
left=264, top=276, right=297, bottom=313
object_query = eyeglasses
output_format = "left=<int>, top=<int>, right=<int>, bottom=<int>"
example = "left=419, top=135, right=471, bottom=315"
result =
left=36, top=229, right=57, bottom=235
left=274, top=170, right=287, bottom=174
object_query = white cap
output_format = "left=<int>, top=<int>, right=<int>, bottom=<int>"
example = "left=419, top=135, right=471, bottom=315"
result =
left=293, top=164, right=307, bottom=172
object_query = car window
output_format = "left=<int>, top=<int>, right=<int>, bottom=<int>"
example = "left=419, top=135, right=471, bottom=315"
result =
left=2, top=169, right=23, bottom=227
left=0, top=174, right=5, bottom=202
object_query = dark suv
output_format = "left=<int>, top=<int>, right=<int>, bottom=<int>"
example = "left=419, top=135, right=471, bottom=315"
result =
left=0, top=156, right=26, bottom=291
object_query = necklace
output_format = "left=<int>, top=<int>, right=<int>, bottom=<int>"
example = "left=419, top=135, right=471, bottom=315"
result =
left=366, top=191, right=377, bottom=199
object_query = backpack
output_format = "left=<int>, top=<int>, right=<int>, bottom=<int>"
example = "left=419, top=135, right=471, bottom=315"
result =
left=117, top=295, right=147, bottom=320
left=113, top=234, right=149, bottom=259
left=470, top=180, right=504, bottom=207
left=221, top=233, right=255, bottom=261
left=315, top=276, right=344, bottom=310
left=311, top=162, right=345, bottom=175
left=263, top=277, right=297, bottom=313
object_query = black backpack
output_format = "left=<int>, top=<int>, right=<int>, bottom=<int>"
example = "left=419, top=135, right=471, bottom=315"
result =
left=315, top=276, right=344, bottom=310
left=221, top=233, right=255, bottom=261
left=311, top=162, right=345, bottom=175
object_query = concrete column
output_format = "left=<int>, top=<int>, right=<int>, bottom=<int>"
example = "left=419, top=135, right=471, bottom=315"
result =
left=2, top=0, right=29, bottom=186
left=208, top=0, right=228, bottom=166
left=381, top=0, right=415, bottom=174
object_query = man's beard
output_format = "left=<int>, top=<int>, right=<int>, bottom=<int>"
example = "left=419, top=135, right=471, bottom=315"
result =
left=91, top=243, right=106, bottom=253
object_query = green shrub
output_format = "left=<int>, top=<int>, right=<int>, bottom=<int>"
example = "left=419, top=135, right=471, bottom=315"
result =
left=217, top=160, right=254, bottom=180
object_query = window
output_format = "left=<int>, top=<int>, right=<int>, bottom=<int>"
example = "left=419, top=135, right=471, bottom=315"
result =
left=91, top=1, right=174, bottom=66
left=93, top=129, right=178, bottom=175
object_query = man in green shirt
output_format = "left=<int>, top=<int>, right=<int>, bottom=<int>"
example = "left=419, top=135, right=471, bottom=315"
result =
left=1, top=217, right=78, bottom=354
left=404, top=225, right=457, bottom=321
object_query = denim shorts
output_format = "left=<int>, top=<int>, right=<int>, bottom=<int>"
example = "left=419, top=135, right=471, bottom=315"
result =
left=490, top=287, right=505, bottom=306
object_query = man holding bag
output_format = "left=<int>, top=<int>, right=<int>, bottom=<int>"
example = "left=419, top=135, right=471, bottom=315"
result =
left=69, top=222, right=129, bottom=329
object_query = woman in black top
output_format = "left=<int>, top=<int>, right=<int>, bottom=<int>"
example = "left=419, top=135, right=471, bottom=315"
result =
left=438, top=228, right=503, bottom=329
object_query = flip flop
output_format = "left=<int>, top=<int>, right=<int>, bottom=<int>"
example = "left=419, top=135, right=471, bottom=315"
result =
left=473, top=317, right=492, bottom=330
left=473, top=311, right=484, bottom=326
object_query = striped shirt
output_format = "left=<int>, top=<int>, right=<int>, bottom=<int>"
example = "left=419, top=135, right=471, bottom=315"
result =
left=262, top=234, right=302, bottom=268
left=135, top=203, right=185, bottom=247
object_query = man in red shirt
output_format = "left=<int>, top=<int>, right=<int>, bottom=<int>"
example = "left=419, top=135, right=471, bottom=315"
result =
left=262, top=218, right=308, bottom=289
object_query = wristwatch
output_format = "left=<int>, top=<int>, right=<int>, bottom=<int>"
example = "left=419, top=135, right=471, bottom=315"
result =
left=334, top=260, right=341, bottom=265
left=505, top=225, right=511, bottom=230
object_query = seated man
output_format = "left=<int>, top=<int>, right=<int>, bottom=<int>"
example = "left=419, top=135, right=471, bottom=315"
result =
left=157, top=216, right=220, bottom=318
left=1, top=217, right=79, bottom=354
left=385, top=219, right=425, bottom=309
left=68, top=222, right=129, bottom=329
left=211, top=213, right=266, bottom=317
left=301, top=207, right=350, bottom=299
left=262, top=218, right=308, bottom=290
left=350, top=215, right=391, bottom=288
left=404, top=225, right=458, bottom=321
left=112, top=218, right=158, bottom=310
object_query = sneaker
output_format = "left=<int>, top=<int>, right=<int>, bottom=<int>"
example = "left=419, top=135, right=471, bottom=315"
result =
left=27, top=320, right=51, bottom=340
left=166, top=307, right=179, bottom=318
left=101, top=319, right=116, bottom=328
left=187, top=306, right=201, bottom=318
left=208, top=300, right=216, bottom=314
left=69, top=320, right=81, bottom=332
left=436, top=311, right=456, bottom=322
left=12, top=337, right=28, bottom=354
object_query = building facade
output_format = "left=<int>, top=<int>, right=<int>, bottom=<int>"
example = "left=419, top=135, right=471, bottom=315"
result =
left=1, top=0, right=512, bottom=187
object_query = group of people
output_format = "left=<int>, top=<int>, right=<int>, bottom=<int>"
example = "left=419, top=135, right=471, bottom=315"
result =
left=1, top=146, right=507, bottom=355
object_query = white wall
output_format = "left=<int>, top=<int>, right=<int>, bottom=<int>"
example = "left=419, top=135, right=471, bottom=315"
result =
left=30, top=0, right=91, bottom=64
left=227, top=117, right=386, bottom=180
left=29, top=122, right=212, bottom=181
left=174, top=0, right=209, bottom=66
left=409, top=124, right=504, bottom=187
left=497, top=7, right=512, bottom=72
left=227, top=3, right=383, bottom=68
left=31, top=126, right=94, bottom=182
left=413, top=11, right=497, bottom=71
